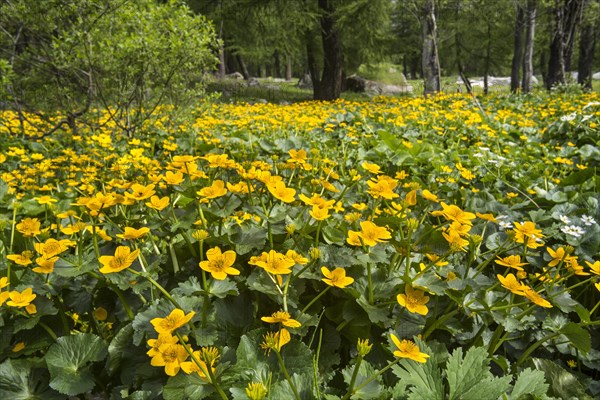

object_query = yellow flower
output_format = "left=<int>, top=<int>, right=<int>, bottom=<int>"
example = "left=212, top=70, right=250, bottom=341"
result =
left=513, top=221, right=544, bottom=249
left=0, top=277, right=8, bottom=290
left=199, top=247, right=239, bottom=280
left=150, top=343, right=188, bottom=376
left=522, top=287, right=552, bottom=308
left=442, top=230, right=469, bottom=252
left=249, top=250, right=295, bottom=275
left=595, top=282, right=600, bottom=292
left=32, top=255, right=58, bottom=274
left=34, top=195, right=57, bottom=205
left=98, top=246, right=140, bottom=274
left=116, top=227, right=150, bottom=240
left=246, top=382, right=268, bottom=400
left=421, top=189, right=439, bottom=202
left=397, top=286, right=430, bottom=315
left=495, top=255, right=528, bottom=271
left=180, top=350, right=212, bottom=381
left=288, top=149, right=308, bottom=164
left=197, top=180, right=227, bottom=199
left=347, top=221, right=391, bottom=247
left=7, top=251, right=34, bottom=266
left=125, top=183, right=156, bottom=201
left=94, top=307, right=108, bottom=321
left=147, top=333, right=178, bottom=357
left=150, top=309, right=195, bottom=334
left=586, top=260, right=600, bottom=276
left=321, top=267, right=354, bottom=288
left=390, top=334, right=429, bottom=363
left=361, top=161, right=382, bottom=174
left=497, top=273, right=527, bottom=296
left=431, top=202, right=476, bottom=225
left=260, top=328, right=291, bottom=353
left=146, top=195, right=170, bottom=210
left=34, top=239, right=72, bottom=258
left=7, top=287, right=36, bottom=308
left=12, top=342, right=25, bottom=352
left=267, top=181, right=296, bottom=203
left=367, top=176, right=399, bottom=200
left=476, top=212, right=498, bottom=223
left=285, top=250, right=308, bottom=265
left=164, top=170, right=185, bottom=185
left=310, top=204, right=331, bottom=220
left=261, top=311, right=301, bottom=328
left=16, top=218, right=41, bottom=237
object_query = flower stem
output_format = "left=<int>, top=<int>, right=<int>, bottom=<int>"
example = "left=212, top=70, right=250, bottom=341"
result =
left=301, top=286, right=331, bottom=314
left=340, top=358, right=401, bottom=400
left=275, top=349, right=301, bottom=400
left=345, top=355, right=364, bottom=398
left=367, top=263, right=374, bottom=304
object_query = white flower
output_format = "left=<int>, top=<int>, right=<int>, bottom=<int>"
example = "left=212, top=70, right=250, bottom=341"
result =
left=561, top=225, right=585, bottom=238
left=559, top=215, right=571, bottom=224
left=581, top=215, right=596, bottom=226
left=499, top=220, right=513, bottom=230
left=560, top=113, right=577, bottom=122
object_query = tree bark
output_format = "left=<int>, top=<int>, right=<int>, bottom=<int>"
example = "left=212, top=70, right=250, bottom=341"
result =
left=511, top=4, right=525, bottom=93
left=218, top=42, right=226, bottom=79
left=522, top=0, right=537, bottom=92
left=313, top=0, right=343, bottom=100
left=577, top=0, right=595, bottom=89
left=547, top=1, right=566, bottom=88
left=285, top=55, right=293, bottom=81
left=563, top=0, right=584, bottom=72
left=421, top=0, right=440, bottom=95
left=236, top=54, right=250, bottom=80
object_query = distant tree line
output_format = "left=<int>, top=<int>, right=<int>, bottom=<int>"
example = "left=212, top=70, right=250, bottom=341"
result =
left=189, top=0, right=599, bottom=99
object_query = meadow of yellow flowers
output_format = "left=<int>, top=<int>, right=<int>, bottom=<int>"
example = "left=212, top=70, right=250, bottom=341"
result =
left=0, top=92, right=599, bottom=399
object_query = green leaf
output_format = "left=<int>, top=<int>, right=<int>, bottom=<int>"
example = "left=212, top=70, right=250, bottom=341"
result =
left=209, top=279, right=239, bottom=299
left=532, top=358, right=594, bottom=400
left=558, top=167, right=595, bottom=187
left=163, top=372, right=213, bottom=400
left=53, top=253, right=96, bottom=277
left=270, top=373, right=313, bottom=400
left=392, top=341, right=444, bottom=400
left=447, top=346, right=489, bottom=400
left=560, top=322, right=591, bottom=354
left=107, top=323, right=134, bottom=375
left=45, top=333, right=107, bottom=396
left=0, top=359, right=64, bottom=400
left=342, top=360, right=383, bottom=399
left=510, top=368, right=549, bottom=399
left=460, top=375, right=512, bottom=400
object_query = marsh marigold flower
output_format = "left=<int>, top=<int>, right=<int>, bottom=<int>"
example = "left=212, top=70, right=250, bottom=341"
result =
left=116, top=227, right=150, bottom=240
left=397, top=286, right=430, bottom=315
left=495, top=255, right=528, bottom=271
left=267, top=181, right=296, bottom=203
left=522, top=287, right=552, bottom=308
left=151, top=309, right=195, bottom=334
left=16, top=218, right=41, bottom=237
left=260, top=328, right=291, bottom=353
left=199, top=247, right=239, bottom=280
left=431, top=202, right=476, bottom=226
left=249, top=250, right=295, bottom=275
left=347, top=221, right=391, bottom=247
left=32, top=256, right=58, bottom=274
left=7, top=251, right=34, bottom=266
left=261, top=311, right=301, bottom=328
left=180, top=350, right=212, bottom=381
left=147, top=333, right=178, bottom=357
left=125, top=183, right=156, bottom=201
left=7, top=288, right=36, bottom=314
left=246, top=382, right=268, bottom=400
left=586, top=260, right=600, bottom=276
left=513, top=221, right=544, bottom=249
left=146, top=195, right=170, bottom=210
left=321, top=266, right=354, bottom=288
left=497, top=273, right=527, bottom=296
left=390, top=334, right=429, bottom=363
left=99, top=246, right=140, bottom=274
left=149, top=342, right=188, bottom=376
left=197, top=180, right=227, bottom=199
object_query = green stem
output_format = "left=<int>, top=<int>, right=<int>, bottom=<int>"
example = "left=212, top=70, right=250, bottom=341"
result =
left=340, top=358, right=402, bottom=400
left=301, top=286, right=331, bottom=314
left=514, top=331, right=560, bottom=370
left=275, top=349, right=301, bottom=400
left=345, top=355, right=364, bottom=398
left=367, top=263, right=374, bottom=304
left=422, top=308, right=459, bottom=340
left=129, top=269, right=182, bottom=310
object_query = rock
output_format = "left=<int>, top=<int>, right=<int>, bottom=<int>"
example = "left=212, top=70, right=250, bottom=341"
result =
left=488, top=76, right=511, bottom=86
left=247, top=78, right=260, bottom=87
left=593, top=72, right=600, bottom=80
left=297, top=74, right=313, bottom=89
left=346, top=74, right=412, bottom=95
left=226, top=72, right=244, bottom=80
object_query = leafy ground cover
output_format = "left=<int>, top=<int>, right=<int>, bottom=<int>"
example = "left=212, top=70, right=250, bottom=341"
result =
left=0, top=92, right=599, bottom=399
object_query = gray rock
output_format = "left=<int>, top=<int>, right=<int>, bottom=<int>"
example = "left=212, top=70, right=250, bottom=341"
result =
left=226, top=72, right=244, bottom=80
left=247, top=78, right=260, bottom=87
left=297, top=74, right=313, bottom=89
left=346, top=74, right=412, bottom=95
left=593, top=72, right=600, bottom=80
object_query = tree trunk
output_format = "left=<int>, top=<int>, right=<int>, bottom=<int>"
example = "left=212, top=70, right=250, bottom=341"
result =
left=313, top=0, right=343, bottom=100
left=274, top=50, right=281, bottom=78
left=305, top=31, right=320, bottom=88
left=421, top=0, right=440, bottom=95
left=547, top=1, right=565, bottom=88
left=285, top=55, right=293, bottom=81
left=218, top=42, right=226, bottom=79
left=483, top=21, right=492, bottom=95
left=577, top=0, right=595, bottom=89
left=563, top=0, right=584, bottom=72
left=236, top=55, right=250, bottom=80
left=522, top=0, right=537, bottom=92
left=511, top=4, right=525, bottom=93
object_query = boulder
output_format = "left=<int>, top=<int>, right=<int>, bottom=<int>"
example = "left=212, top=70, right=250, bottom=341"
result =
left=297, top=74, right=313, bottom=89
left=345, top=74, right=412, bottom=95
left=593, top=72, right=600, bottom=80
left=246, top=78, right=260, bottom=87
left=226, top=72, right=244, bottom=80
